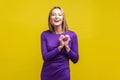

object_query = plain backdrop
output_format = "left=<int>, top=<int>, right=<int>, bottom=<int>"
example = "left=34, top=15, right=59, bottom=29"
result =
left=0, top=0, right=120, bottom=80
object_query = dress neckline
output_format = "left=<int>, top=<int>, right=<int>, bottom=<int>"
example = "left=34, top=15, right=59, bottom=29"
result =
left=49, top=30, right=69, bottom=35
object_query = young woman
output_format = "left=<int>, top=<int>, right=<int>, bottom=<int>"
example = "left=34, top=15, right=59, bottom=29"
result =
left=40, top=6, right=79, bottom=80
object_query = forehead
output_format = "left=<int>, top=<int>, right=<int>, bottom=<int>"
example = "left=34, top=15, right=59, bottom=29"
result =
left=51, top=8, right=62, bottom=14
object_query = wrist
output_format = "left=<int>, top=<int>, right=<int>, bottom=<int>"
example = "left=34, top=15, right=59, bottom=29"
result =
left=65, top=44, right=69, bottom=48
left=58, top=45, right=63, bottom=51
left=65, top=45, right=70, bottom=53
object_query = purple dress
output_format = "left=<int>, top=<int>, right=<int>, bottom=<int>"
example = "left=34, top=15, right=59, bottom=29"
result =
left=40, top=30, right=79, bottom=80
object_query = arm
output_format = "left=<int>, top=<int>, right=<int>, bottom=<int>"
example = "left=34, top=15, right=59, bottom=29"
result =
left=41, top=32, right=60, bottom=62
left=66, top=33, right=79, bottom=63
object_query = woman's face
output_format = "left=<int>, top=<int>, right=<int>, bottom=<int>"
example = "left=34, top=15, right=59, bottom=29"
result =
left=50, top=8, right=64, bottom=27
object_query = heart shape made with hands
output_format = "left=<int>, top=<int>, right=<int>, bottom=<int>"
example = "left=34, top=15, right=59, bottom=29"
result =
left=62, top=35, right=70, bottom=41
left=63, top=37, right=68, bottom=41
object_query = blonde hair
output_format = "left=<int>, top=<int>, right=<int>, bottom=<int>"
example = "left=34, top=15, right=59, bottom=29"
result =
left=48, top=6, right=68, bottom=32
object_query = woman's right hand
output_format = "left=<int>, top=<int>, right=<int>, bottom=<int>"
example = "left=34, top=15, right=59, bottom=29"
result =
left=58, top=35, right=65, bottom=51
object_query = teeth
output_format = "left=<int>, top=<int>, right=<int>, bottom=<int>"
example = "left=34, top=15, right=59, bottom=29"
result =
left=55, top=20, right=59, bottom=21
left=55, top=21, right=59, bottom=22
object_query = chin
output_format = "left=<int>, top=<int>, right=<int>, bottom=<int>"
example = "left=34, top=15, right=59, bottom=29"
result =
left=55, top=24, right=62, bottom=27
left=53, top=23, right=62, bottom=27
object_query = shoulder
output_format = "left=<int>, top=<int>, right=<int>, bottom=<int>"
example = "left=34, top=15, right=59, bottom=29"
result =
left=41, top=30, right=51, bottom=36
left=40, top=30, right=51, bottom=39
left=41, top=30, right=50, bottom=34
left=67, top=30, right=77, bottom=36
left=67, top=30, right=78, bottom=41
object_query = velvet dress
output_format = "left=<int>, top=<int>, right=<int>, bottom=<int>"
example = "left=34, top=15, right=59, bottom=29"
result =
left=40, top=30, right=79, bottom=80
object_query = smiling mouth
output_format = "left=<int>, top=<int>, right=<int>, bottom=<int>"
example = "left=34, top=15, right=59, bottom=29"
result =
left=54, top=20, right=60, bottom=22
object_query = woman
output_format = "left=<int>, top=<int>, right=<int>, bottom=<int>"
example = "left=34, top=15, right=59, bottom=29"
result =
left=40, top=6, right=79, bottom=80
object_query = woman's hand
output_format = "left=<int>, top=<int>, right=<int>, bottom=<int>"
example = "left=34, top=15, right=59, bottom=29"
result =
left=64, top=35, right=70, bottom=47
left=58, top=35, right=65, bottom=51
left=64, top=35, right=71, bottom=52
left=58, top=34, right=71, bottom=52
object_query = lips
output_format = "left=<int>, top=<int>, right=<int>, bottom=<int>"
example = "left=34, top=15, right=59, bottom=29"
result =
left=51, top=18, right=63, bottom=26
left=54, top=20, right=60, bottom=22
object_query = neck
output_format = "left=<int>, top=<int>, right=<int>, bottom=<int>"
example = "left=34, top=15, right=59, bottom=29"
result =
left=54, top=25, right=64, bottom=34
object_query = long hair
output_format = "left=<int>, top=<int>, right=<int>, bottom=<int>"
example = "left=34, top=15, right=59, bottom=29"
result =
left=48, top=6, right=68, bottom=32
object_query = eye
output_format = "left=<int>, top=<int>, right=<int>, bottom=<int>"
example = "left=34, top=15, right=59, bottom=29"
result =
left=51, top=14, right=55, bottom=16
left=58, top=13, right=62, bottom=16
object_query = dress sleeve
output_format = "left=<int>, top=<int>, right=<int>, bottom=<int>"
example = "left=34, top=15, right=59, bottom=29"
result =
left=41, top=32, right=60, bottom=62
left=67, top=33, right=79, bottom=63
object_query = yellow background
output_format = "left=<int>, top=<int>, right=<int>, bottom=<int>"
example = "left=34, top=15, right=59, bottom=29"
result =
left=0, top=0, right=120, bottom=80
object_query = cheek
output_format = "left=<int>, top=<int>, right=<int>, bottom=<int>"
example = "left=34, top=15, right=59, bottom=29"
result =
left=60, top=16, right=63, bottom=20
left=50, top=16, right=55, bottom=21
left=50, top=18, right=55, bottom=24
left=62, top=17, right=64, bottom=22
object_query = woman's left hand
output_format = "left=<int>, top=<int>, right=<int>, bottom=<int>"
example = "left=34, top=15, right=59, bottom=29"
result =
left=64, top=35, right=71, bottom=52
left=64, top=35, right=70, bottom=46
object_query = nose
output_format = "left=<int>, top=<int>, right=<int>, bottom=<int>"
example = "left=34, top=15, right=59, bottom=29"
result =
left=55, top=14, right=59, bottom=19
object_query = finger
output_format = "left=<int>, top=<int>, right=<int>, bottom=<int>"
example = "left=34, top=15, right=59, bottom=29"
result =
left=65, top=35, right=71, bottom=41
left=59, top=35, right=65, bottom=41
